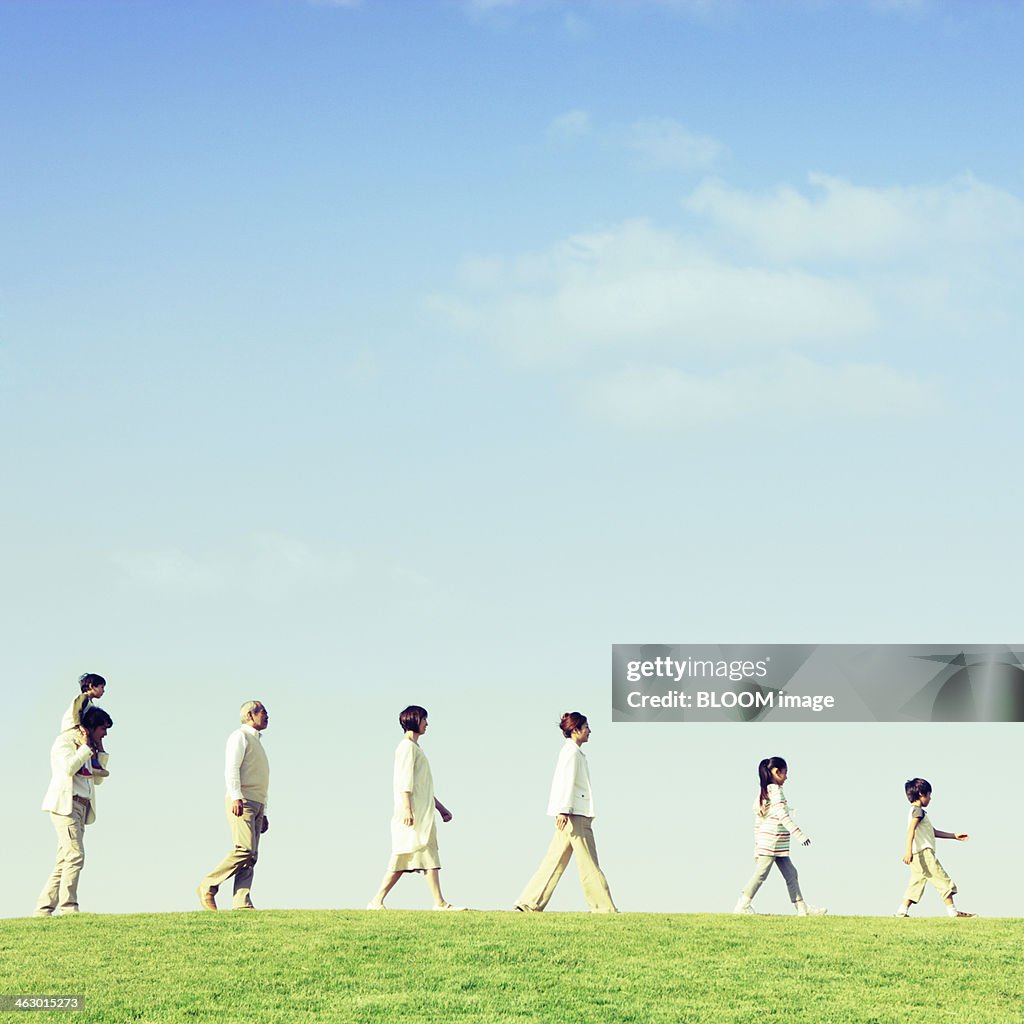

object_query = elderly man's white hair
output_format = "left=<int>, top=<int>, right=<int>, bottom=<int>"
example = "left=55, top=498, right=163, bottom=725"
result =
left=239, top=700, right=265, bottom=723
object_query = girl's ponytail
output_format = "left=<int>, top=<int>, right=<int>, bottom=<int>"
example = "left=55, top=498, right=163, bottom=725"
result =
left=758, top=756, right=788, bottom=811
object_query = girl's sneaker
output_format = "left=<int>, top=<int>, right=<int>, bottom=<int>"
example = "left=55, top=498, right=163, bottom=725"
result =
left=795, top=902, right=828, bottom=916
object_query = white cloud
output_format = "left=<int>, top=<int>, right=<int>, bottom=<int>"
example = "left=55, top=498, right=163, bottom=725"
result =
left=434, top=219, right=876, bottom=366
left=462, top=0, right=726, bottom=13
left=114, top=532, right=354, bottom=601
left=433, top=169, right=1023, bottom=428
left=548, top=111, right=723, bottom=173
left=458, top=0, right=940, bottom=18
left=344, top=350, right=382, bottom=386
left=563, top=11, right=590, bottom=37
left=460, top=0, right=930, bottom=20
left=462, top=0, right=530, bottom=10
left=685, top=173, right=1024, bottom=266
left=114, top=549, right=224, bottom=593
left=868, top=0, right=927, bottom=10
left=547, top=109, right=592, bottom=141
left=577, top=357, right=939, bottom=429
left=246, top=532, right=354, bottom=599
left=623, top=117, right=724, bottom=170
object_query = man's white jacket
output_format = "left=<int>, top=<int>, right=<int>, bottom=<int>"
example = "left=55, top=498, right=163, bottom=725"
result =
left=40, top=732, right=108, bottom=825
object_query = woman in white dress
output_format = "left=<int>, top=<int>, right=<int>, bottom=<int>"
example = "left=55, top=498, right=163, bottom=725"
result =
left=367, top=705, right=465, bottom=911
left=514, top=711, right=617, bottom=913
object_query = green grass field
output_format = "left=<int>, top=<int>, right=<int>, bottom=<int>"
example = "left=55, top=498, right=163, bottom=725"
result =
left=1, top=912, right=1020, bottom=1023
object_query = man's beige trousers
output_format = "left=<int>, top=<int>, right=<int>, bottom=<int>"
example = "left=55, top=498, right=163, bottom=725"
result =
left=201, top=799, right=265, bottom=908
left=36, top=797, right=89, bottom=915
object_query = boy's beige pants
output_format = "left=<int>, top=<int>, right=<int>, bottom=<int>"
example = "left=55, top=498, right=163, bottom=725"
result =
left=516, top=814, right=617, bottom=912
left=904, top=847, right=957, bottom=903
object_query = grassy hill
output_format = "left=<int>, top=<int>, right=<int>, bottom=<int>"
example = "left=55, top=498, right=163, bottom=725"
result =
left=1, top=911, right=1020, bottom=1023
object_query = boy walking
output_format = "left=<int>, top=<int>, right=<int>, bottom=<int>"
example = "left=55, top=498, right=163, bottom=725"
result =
left=897, top=777, right=975, bottom=918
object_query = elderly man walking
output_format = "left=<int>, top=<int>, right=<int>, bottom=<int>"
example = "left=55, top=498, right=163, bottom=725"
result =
left=36, top=706, right=113, bottom=916
left=198, top=700, right=271, bottom=911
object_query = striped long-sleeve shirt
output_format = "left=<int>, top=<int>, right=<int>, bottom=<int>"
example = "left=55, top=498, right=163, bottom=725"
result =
left=753, top=784, right=806, bottom=857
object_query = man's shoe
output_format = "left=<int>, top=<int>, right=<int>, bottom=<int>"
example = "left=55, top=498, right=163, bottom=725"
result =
left=233, top=903, right=256, bottom=910
left=952, top=910, right=977, bottom=918
left=197, top=887, right=217, bottom=911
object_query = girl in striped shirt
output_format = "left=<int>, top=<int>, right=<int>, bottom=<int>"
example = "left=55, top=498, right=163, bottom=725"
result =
left=733, top=756, right=827, bottom=916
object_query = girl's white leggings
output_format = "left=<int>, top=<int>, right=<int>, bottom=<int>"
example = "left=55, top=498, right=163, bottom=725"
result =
left=742, top=855, right=803, bottom=903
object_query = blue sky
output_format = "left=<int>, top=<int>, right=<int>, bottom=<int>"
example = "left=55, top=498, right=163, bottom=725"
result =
left=3, top=0, right=1023, bottom=920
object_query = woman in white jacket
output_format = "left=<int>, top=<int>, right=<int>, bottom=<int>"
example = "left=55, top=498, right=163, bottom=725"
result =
left=514, top=712, right=617, bottom=913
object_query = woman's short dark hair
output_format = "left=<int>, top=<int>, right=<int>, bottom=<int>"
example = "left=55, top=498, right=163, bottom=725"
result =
left=81, top=706, right=113, bottom=730
left=905, top=778, right=932, bottom=802
left=399, top=705, right=428, bottom=733
left=79, top=673, right=106, bottom=693
left=559, top=712, right=587, bottom=737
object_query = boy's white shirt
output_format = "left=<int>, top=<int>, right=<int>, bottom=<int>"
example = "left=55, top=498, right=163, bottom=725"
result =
left=909, top=805, right=936, bottom=853
left=60, top=694, right=92, bottom=732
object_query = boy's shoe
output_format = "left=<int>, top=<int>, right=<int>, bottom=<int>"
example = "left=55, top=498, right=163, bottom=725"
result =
left=895, top=910, right=910, bottom=917
left=431, top=903, right=467, bottom=911
left=366, top=901, right=386, bottom=911
left=732, top=898, right=756, bottom=915
left=951, top=910, right=977, bottom=918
